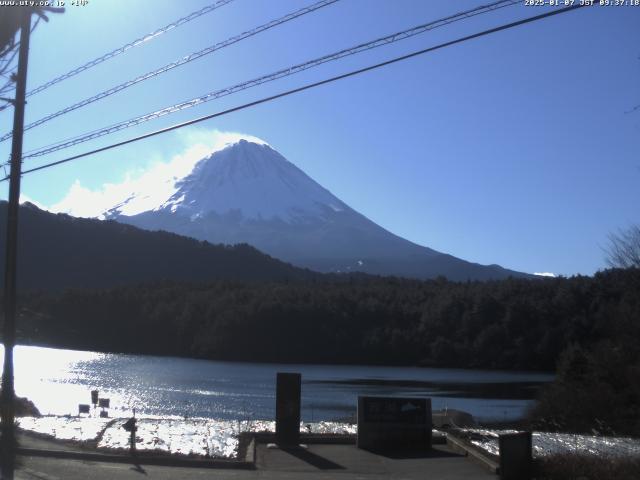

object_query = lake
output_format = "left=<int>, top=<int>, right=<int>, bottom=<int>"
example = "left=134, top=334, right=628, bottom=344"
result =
left=3, top=345, right=553, bottom=422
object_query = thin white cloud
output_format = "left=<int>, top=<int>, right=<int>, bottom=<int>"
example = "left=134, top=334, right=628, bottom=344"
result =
left=48, top=130, right=268, bottom=218
left=534, top=272, right=556, bottom=277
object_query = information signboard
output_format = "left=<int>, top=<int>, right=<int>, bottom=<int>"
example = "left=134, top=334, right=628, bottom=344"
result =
left=357, top=396, right=431, bottom=451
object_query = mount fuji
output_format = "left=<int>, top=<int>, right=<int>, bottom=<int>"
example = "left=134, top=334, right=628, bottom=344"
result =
left=102, top=138, right=528, bottom=281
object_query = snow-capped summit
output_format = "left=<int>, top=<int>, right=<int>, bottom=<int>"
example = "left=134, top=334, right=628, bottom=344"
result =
left=156, top=139, right=345, bottom=222
left=105, top=136, right=529, bottom=281
left=103, top=139, right=345, bottom=223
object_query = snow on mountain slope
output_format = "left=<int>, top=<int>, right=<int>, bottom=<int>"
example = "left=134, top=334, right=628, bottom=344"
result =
left=103, top=136, right=529, bottom=281
left=105, top=139, right=345, bottom=222
left=163, top=140, right=345, bottom=221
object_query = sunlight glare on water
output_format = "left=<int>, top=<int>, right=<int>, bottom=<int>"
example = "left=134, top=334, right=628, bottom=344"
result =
left=0, top=345, right=107, bottom=415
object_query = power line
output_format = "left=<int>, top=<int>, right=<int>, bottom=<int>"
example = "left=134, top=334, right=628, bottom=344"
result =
left=2, top=3, right=588, bottom=183
left=0, top=44, right=20, bottom=94
left=0, top=18, right=43, bottom=107
left=0, top=51, right=19, bottom=77
left=17, top=0, right=519, bottom=158
left=0, top=0, right=340, bottom=143
left=24, top=0, right=235, bottom=99
left=0, top=17, right=41, bottom=73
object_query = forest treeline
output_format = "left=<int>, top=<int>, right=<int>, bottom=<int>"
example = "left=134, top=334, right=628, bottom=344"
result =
left=15, top=267, right=640, bottom=372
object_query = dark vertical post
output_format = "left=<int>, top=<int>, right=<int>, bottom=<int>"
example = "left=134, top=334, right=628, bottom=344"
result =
left=499, top=431, right=533, bottom=480
left=129, top=419, right=137, bottom=456
left=1, top=8, right=31, bottom=480
left=275, top=372, right=301, bottom=446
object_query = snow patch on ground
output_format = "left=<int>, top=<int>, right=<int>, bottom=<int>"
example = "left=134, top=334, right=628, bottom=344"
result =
left=19, top=417, right=640, bottom=460
left=18, top=416, right=112, bottom=442
left=18, top=416, right=355, bottom=459
left=463, top=428, right=640, bottom=458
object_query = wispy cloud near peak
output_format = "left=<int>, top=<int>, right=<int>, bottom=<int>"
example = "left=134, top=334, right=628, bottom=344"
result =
left=47, top=130, right=268, bottom=218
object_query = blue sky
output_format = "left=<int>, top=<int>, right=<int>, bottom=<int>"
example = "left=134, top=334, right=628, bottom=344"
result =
left=0, top=0, right=638, bottom=277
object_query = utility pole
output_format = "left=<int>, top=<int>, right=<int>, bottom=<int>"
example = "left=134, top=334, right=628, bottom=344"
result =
left=1, top=7, right=31, bottom=480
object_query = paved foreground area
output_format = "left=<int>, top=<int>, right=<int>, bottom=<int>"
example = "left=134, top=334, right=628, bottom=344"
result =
left=13, top=443, right=495, bottom=480
left=255, top=443, right=495, bottom=479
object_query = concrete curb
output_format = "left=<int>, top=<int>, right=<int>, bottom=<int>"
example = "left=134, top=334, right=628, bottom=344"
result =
left=16, top=446, right=255, bottom=470
left=15, top=432, right=358, bottom=470
left=252, top=432, right=357, bottom=445
left=244, top=437, right=256, bottom=464
left=446, top=434, right=499, bottom=474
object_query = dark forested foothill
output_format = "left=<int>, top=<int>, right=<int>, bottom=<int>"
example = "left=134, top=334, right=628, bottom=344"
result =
left=0, top=202, right=316, bottom=290
left=12, top=268, right=640, bottom=374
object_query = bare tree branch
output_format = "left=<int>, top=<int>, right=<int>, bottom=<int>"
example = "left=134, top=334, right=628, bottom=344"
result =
left=606, top=224, right=640, bottom=269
